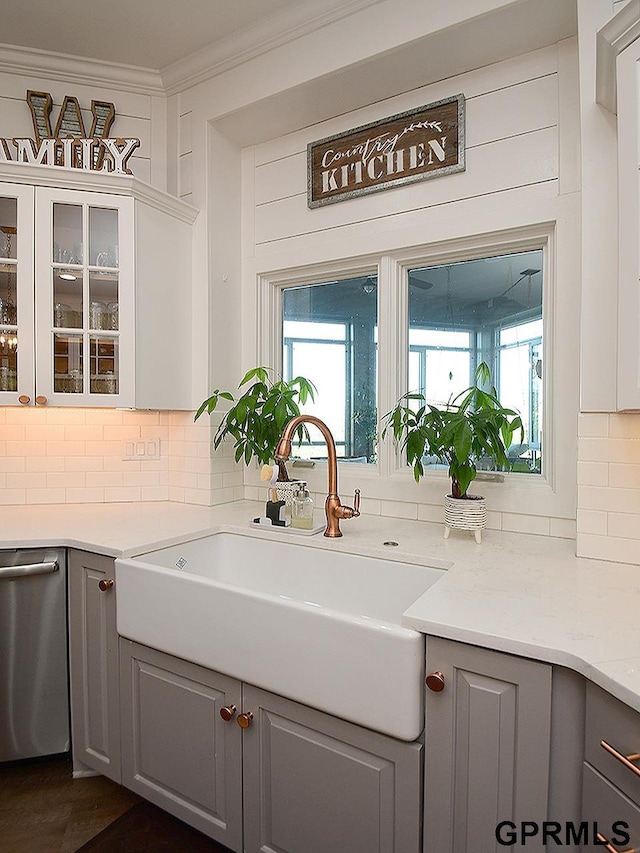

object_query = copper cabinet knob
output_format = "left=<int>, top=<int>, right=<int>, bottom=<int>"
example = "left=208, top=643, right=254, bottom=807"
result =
left=35, top=395, right=48, bottom=405
left=18, top=394, right=30, bottom=405
left=220, top=704, right=236, bottom=722
left=426, top=671, right=445, bottom=692
left=237, top=711, right=254, bottom=729
left=98, top=578, right=114, bottom=591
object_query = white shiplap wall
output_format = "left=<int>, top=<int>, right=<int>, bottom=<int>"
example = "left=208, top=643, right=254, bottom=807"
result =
left=250, top=46, right=561, bottom=253
left=241, top=41, right=580, bottom=539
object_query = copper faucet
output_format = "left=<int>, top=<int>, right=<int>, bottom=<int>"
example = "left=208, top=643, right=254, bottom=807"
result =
left=275, top=415, right=361, bottom=538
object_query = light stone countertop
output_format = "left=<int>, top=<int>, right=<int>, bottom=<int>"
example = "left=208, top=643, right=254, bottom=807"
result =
left=4, top=499, right=639, bottom=714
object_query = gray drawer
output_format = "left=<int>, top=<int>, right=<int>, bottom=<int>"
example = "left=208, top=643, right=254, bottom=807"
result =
left=586, top=682, right=640, bottom=805
left=582, top=763, right=640, bottom=851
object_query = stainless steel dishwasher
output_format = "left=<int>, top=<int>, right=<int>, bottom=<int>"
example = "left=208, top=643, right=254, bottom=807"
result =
left=0, top=548, right=70, bottom=761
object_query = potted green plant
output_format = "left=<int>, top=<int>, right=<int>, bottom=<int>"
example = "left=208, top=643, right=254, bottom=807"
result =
left=194, top=366, right=316, bottom=482
left=382, top=362, right=523, bottom=541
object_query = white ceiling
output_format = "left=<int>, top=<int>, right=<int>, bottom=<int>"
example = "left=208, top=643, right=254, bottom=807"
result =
left=0, top=0, right=300, bottom=69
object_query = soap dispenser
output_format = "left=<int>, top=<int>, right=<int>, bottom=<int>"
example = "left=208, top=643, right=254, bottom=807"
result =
left=291, top=482, right=314, bottom=530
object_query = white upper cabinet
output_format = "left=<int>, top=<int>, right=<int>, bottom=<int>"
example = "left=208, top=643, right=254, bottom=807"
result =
left=0, top=165, right=197, bottom=409
left=597, top=2, right=640, bottom=409
left=616, top=36, right=640, bottom=410
left=0, top=183, right=34, bottom=403
left=34, top=187, right=134, bottom=407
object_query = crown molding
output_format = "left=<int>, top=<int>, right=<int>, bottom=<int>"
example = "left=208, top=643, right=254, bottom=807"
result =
left=160, top=0, right=384, bottom=96
left=596, top=0, right=640, bottom=113
left=0, top=42, right=164, bottom=97
left=0, top=161, right=198, bottom=223
left=0, top=0, right=382, bottom=99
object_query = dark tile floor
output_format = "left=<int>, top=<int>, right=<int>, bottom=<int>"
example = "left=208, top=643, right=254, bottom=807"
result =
left=0, top=754, right=140, bottom=853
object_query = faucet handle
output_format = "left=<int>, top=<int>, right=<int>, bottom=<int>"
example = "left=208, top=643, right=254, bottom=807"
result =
left=352, top=488, right=361, bottom=517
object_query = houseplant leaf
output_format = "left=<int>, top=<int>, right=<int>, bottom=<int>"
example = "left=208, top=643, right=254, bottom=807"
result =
left=195, top=367, right=316, bottom=479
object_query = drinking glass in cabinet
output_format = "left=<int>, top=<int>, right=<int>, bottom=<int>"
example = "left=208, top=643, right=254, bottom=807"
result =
left=106, top=302, right=118, bottom=330
left=89, top=207, right=118, bottom=267
left=53, top=270, right=82, bottom=327
left=89, top=335, right=118, bottom=394
left=68, top=369, right=83, bottom=394
left=53, top=204, right=83, bottom=264
left=89, top=301, right=107, bottom=330
left=89, top=272, right=118, bottom=328
left=0, top=267, right=17, bottom=325
left=0, top=227, right=16, bottom=259
left=54, top=303, right=72, bottom=328
left=54, top=333, right=83, bottom=393
left=0, top=329, right=17, bottom=392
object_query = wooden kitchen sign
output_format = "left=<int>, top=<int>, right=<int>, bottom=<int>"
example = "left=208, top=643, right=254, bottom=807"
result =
left=307, top=94, right=465, bottom=208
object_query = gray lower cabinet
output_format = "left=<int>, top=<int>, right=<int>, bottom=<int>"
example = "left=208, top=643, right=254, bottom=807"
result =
left=242, top=683, right=423, bottom=853
left=119, top=639, right=243, bottom=850
left=582, top=764, right=640, bottom=851
left=119, top=639, right=423, bottom=853
left=423, top=637, right=552, bottom=853
left=581, top=681, right=640, bottom=851
left=68, top=548, right=121, bottom=782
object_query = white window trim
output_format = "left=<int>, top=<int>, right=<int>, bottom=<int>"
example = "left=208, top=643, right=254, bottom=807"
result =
left=255, top=221, right=565, bottom=516
left=385, top=223, right=556, bottom=498
left=256, top=257, right=380, bottom=379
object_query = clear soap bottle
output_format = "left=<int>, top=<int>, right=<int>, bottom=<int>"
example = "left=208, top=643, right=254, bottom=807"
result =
left=291, top=483, right=314, bottom=529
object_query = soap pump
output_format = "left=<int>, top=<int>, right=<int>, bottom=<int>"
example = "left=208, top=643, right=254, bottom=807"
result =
left=291, top=482, right=314, bottom=530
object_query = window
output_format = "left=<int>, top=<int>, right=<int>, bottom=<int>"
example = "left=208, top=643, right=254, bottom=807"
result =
left=282, top=275, right=378, bottom=463
left=408, top=249, right=543, bottom=475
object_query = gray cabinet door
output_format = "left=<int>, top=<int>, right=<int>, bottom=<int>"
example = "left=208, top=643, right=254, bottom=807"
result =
left=68, top=549, right=121, bottom=782
left=424, top=637, right=551, bottom=853
left=242, top=683, right=423, bottom=853
left=119, top=639, right=243, bottom=851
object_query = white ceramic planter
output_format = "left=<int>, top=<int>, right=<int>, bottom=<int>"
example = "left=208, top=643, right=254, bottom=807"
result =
left=443, top=493, right=487, bottom=544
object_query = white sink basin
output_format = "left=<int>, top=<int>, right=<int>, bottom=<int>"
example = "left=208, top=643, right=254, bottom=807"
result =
left=115, top=530, right=445, bottom=740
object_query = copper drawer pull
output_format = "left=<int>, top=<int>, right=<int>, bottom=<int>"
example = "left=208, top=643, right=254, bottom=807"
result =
left=596, top=833, right=636, bottom=853
left=220, top=704, right=236, bottom=722
left=426, top=671, right=445, bottom=692
left=237, top=711, right=253, bottom=729
left=601, top=740, right=640, bottom=778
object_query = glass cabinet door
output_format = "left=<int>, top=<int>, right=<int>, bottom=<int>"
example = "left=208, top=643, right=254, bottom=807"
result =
left=52, top=202, right=84, bottom=395
left=0, top=197, right=19, bottom=393
left=0, top=185, right=34, bottom=404
left=36, top=189, right=131, bottom=406
left=88, top=207, right=119, bottom=396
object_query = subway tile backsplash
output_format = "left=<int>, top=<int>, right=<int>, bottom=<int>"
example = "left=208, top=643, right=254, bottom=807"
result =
left=6, top=408, right=636, bottom=559
left=577, top=413, right=640, bottom=564
left=0, top=407, right=241, bottom=507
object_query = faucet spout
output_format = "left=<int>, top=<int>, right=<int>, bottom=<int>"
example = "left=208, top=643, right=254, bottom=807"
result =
left=276, top=415, right=360, bottom=538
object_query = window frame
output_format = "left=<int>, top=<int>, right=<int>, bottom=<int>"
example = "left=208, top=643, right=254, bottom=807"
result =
left=257, top=259, right=381, bottom=471
left=497, top=318, right=543, bottom=453
left=390, top=225, right=554, bottom=491
left=256, top=222, right=557, bottom=503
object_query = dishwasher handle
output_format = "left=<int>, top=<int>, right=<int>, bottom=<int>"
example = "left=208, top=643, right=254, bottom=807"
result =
left=0, top=560, right=59, bottom=579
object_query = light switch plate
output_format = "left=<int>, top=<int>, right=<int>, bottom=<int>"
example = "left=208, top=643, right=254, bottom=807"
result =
left=122, top=436, right=162, bottom=461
